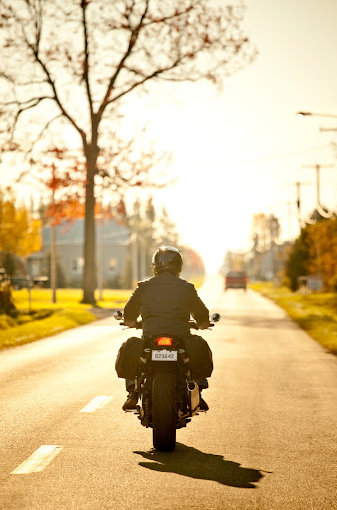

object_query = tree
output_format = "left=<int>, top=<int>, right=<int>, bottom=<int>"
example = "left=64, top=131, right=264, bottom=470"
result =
left=306, top=217, right=337, bottom=291
left=285, top=216, right=337, bottom=291
left=0, top=0, right=254, bottom=303
left=0, top=268, right=15, bottom=314
left=285, top=228, right=310, bottom=291
left=252, top=213, right=280, bottom=252
left=0, top=188, right=41, bottom=258
left=155, top=206, right=180, bottom=248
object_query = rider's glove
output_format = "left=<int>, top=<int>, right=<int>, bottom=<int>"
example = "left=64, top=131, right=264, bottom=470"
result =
left=124, top=319, right=137, bottom=328
left=198, top=321, right=211, bottom=330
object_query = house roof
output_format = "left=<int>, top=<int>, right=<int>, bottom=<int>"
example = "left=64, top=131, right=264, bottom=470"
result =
left=42, top=218, right=129, bottom=247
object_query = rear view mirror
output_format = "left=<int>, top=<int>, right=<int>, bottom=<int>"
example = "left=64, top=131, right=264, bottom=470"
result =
left=113, top=310, right=123, bottom=320
left=211, top=313, right=220, bottom=322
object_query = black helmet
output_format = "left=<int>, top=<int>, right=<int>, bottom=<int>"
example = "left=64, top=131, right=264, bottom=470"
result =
left=152, top=246, right=183, bottom=276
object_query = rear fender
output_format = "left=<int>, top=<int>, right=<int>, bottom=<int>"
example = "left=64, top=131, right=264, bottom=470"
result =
left=151, top=361, right=179, bottom=374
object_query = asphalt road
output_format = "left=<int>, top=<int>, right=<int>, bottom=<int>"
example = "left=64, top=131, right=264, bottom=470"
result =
left=0, top=278, right=336, bottom=509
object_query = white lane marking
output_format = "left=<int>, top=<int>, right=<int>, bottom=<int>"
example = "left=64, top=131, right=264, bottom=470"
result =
left=11, top=445, right=63, bottom=474
left=80, top=395, right=113, bottom=413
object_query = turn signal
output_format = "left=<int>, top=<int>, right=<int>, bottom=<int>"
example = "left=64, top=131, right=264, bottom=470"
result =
left=156, top=337, right=173, bottom=346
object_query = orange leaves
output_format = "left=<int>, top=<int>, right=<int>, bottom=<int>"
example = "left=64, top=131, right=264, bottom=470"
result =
left=38, top=145, right=87, bottom=226
left=46, top=199, right=85, bottom=226
left=306, top=219, right=337, bottom=290
left=116, top=199, right=126, bottom=217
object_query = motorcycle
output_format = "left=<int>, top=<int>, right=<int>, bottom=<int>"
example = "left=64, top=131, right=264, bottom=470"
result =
left=114, top=311, right=220, bottom=451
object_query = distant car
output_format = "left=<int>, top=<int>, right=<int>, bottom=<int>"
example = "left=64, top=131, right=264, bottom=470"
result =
left=224, top=271, right=248, bottom=291
left=32, top=276, right=49, bottom=288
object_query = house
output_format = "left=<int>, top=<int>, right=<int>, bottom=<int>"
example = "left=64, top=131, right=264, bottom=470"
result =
left=27, top=218, right=129, bottom=288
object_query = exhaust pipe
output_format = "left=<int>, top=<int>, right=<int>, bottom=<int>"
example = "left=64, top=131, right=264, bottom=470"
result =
left=187, top=381, right=200, bottom=416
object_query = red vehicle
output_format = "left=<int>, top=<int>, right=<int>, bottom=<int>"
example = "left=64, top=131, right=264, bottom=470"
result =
left=224, top=271, right=248, bottom=291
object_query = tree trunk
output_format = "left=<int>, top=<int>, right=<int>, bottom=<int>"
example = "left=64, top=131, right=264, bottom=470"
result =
left=82, top=154, right=97, bottom=304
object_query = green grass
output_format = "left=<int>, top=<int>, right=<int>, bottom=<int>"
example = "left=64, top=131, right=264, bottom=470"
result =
left=0, top=288, right=133, bottom=351
left=12, top=288, right=132, bottom=312
left=250, top=282, right=337, bottom=354
left=0, top=308, right=96, bottom=350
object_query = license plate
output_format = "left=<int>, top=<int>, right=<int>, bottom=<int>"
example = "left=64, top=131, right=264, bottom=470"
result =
left=152, top=350, right=178, bottom=361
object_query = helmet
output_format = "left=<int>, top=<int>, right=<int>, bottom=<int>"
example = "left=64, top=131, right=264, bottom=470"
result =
left=152, top=246, right=183, bottom=276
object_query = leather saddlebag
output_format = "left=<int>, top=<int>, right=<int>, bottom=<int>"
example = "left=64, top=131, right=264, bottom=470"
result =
left=115, top=337, right=143, bottom=379
left=184, top=335, right=213, bottom=378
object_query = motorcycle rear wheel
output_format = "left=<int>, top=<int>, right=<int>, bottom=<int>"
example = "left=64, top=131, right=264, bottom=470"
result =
left=152, top=371, right=177, bottom=451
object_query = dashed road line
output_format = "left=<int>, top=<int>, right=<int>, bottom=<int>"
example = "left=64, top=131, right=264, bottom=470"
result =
left=11, top=445, right=63, bottom=474
left=80, top=395, right=113, bottom=412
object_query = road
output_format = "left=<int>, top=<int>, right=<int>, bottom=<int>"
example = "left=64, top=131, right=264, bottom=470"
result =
left=0, top=278, right=336, bottom=509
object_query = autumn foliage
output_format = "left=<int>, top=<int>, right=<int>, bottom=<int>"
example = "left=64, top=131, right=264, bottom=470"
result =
left=286, top=217, right=337, bottom=291
left=0, top=189, right=41, bottom=257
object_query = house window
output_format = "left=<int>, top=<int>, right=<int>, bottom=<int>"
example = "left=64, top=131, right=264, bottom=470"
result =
left=72, top=257, right=84, bottom=273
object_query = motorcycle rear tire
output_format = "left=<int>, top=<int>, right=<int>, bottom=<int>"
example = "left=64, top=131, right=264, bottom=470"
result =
left=152, top=371, right=177, bottom=451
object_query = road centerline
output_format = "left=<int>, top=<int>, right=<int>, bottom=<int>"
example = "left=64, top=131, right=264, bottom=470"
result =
left=11, top=445, right=63, bottom=474
left=80, top=395, right=113, bottom=413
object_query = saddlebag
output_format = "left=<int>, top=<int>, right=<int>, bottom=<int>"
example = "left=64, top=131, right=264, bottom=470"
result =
left=184, top=335, right=213, bottom=378
left=115, top=337, right=143, bottom=379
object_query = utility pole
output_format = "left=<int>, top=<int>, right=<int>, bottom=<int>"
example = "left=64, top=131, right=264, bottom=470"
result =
left=140, top=235, right=146, bottom=280
left=302, top=163, right=334, bottom=217
left=50, top=164, right=57, bottom=304
left=131, top=232, right=139, bottom=289
left=96, top=212, right=104, bottom=301
left=288, top=181, right=311, bottom=229
left=301, top=164, right=335, bottom=280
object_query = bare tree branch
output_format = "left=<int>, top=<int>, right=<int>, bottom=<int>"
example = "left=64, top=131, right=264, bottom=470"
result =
left=80, top=0, right=94, bottom=129
left=106, top=60, right=181, bottom=104
left=0, top=0, right=254, bottom=303
left=97, top=0, right=150, bottom=119
left=26, top=113, right=63, bottom=157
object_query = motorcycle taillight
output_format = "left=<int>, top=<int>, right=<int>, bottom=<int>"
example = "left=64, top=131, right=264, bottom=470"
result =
left=156, top=337, right=173, bottom=346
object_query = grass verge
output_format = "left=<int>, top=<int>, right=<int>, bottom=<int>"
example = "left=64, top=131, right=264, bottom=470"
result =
left=0, top=288, right=132, bottom=350
left=0, top=308, right=96, bottom=350
left=11, top=288, right=132, bottom=311
left=250, top=282, right=337, bottom=355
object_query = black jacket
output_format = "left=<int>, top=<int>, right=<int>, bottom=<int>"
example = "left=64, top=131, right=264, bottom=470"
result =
left=124, top=272, right=209, bottom=336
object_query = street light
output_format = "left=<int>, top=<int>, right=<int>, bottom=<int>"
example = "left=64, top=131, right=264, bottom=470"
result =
left=296, top=111, right=337, bottom=119
left=297, top=110, right=337, bottom=133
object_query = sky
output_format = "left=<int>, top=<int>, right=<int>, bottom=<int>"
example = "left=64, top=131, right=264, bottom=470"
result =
left=2, top=0, right=337, bottom=274
left=124, top=0, right=337, bottom=272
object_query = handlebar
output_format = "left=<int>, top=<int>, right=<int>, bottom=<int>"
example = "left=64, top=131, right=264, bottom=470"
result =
left=119, top=321, right=143, bottom=329
left=114, top=311, right=220, bottom=330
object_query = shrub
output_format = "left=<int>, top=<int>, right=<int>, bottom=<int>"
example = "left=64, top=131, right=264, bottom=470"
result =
left=0, top=314, right=16, bottom=329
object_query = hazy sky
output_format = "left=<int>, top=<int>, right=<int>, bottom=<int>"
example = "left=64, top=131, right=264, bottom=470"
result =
left=129, top=0, right=337, bottom=271
left=2, top=0, right=337, bottom=273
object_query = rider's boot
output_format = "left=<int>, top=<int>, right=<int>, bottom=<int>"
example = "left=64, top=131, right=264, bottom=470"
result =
left=122, top=390, right=138, bottom=411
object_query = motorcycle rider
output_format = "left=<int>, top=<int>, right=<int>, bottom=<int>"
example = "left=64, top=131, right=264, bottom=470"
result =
left=122, top=246, right=212, bottom=411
